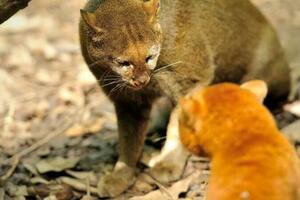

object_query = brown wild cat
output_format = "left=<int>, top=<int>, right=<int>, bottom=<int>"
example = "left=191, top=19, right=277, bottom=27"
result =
left=79, top=0, right=290, bottom=197
left=179, top=81, right=300, bottom=200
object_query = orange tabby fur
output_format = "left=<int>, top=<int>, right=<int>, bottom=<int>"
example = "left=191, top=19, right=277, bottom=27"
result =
left=179, top=81, right=300, bottom=200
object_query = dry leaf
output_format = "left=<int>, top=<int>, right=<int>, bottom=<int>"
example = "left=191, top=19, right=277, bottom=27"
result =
left=27, top=184, right=51, bottom=198
left=44, top=195, right=58, bottom=200
left=36, top=157, right=80, bottom=174
left=55, top=184, right=74, bottom=200
left=42, top=43, right=58, bottom=60
left=28, top=183, right=75, bottom=200
left=132, top=175, right=155, bottom=194
left=81, top=195, right=96, bottom=200
left=77, top=65, right=97, bottom=87
left=5, top=182, right=28, bottom=197
left=30, top=176, right=51, bottom=185
left=23, top=162, right=39, bottom=175
left=65, top=124, right=85, bottom=137
left=14, top=196, right=26, bottom=200
left=66, top=170, right=98, bottom=186
left=59, top=177, right=98, bottom=195
left=0, top=188, right=4, bottom=200
left=130, top=172, right=200, bottom=200
left=6, top=47, right=33, bottom=68
left=65, top=118, right=105, bottom=137
left=58, top=85, right=84, bottom=106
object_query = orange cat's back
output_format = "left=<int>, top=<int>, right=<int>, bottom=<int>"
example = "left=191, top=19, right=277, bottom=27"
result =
left=179, top=81, right=300, bottom=200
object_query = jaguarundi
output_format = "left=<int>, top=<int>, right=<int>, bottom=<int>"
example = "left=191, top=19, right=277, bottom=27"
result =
left=79, top=0, right=290, bottom=197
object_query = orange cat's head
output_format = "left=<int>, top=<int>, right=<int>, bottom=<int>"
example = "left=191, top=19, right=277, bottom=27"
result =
left=178, top=80, right=269, bottom=156
left=81, top=0, right=162, bottom=90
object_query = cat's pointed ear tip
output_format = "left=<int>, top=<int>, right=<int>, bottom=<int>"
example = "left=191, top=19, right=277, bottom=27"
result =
left=80, top=9, right=87, bottom=16
left=241, top=80, right=268, bottom=103
left=80, top=9, right=104, bottom=33
left=142, top=0, right=160, bottom=22
left=248, top=80, right=267, bottom=87
left=241, top=80, right=268, bottom=91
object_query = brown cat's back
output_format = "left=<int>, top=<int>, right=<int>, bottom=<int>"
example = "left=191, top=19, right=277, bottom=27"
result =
left=158, top=0, right=290, bottom=101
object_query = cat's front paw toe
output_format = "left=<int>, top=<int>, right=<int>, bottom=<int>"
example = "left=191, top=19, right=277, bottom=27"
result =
left=97, top=163, right=136, bottom=197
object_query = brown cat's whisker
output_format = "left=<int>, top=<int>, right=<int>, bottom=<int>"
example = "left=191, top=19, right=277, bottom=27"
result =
left=104, top=75, right=122, bottom=79
left=97, top=68, right=111, bottom=82
left=153, top=61, right=183, bottom=74
left=98, top=71, right=121, bottom=82
left=101, top=80, right=123, bottom=88
left=108, top=82, right=126, bottom=97
left=101, top=76, right=121, bottom=81
left=119, top=83, right=128, bottom=94
left=89, top=60, right=103, bottom=68
left=101, top=77, right=122, bottom=82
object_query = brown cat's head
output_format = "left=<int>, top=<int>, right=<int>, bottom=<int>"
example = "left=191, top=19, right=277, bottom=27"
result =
left=81, top=0, right=162, bottom=90
left=178, top=81, right=268, bottom=156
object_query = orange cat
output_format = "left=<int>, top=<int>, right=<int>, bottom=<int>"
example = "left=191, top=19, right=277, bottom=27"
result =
left=179, top=81, right=300, bottom=200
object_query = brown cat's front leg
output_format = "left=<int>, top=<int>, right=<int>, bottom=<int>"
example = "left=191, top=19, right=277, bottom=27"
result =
left=97, top=100, right=151, bottom=198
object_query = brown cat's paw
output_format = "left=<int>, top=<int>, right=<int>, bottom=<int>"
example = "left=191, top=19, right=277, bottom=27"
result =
left=97, top=162, right=136, bottom=198
left=148, top=159, right=186, bottom=183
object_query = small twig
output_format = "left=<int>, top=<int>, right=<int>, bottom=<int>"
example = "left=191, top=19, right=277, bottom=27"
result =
left=3, top=119, right=74, bottom=166
left=0, top=0, right=32, bottom=24
left=144, top=172, right=175, bottom=200
left=1, top=109, right=83, bottom=181
left=3, top=102, right=16, bottom=138
left=0, top=156, right=20, bottom=181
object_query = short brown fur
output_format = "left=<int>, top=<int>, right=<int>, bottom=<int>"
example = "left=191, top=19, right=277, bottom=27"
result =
left=179, top=82, right=300, bottom=200
left=79, top=0, right=291, bottom=197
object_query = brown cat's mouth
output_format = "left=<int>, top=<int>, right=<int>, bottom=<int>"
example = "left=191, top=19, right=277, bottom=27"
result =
left=127, top=77, right=150, bottom=90
left=127, top=85, right=145, bottom=90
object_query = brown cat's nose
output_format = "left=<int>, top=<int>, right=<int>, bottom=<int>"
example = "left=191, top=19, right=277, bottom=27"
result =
left=131, top=75, right=150, bottom=88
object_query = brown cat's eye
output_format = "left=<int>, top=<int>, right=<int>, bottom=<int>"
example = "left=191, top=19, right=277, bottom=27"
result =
left=115, top=59, right=131, bottom=67
left=120, top=61, right=130, bottom=66
left=146, top=55, right=154, bottom=63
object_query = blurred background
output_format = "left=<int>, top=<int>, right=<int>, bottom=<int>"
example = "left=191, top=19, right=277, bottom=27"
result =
left=0, top=0, right=300, bottom=199
left=0, top=0, right=114, bottom=153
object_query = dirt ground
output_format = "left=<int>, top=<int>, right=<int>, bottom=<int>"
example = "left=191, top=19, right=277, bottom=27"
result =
left=0, top=0, right=300, bottom=199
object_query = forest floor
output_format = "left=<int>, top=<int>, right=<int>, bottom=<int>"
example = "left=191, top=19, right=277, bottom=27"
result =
left=0, top=0, right=300, bottom=199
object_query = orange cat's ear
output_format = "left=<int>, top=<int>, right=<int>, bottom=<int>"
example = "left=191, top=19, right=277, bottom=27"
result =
left=143, top=0, right=160, bottom=23
left=241, top=80, right=268, bottom=103
left=80, top=9, right=103, bottom=33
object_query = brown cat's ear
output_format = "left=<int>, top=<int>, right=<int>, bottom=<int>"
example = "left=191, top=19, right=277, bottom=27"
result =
left=80, top=9, right=103, bottom=32
left=142, top=0, right=160, bottom=23
left=241, top=80, right=268, bottom=103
